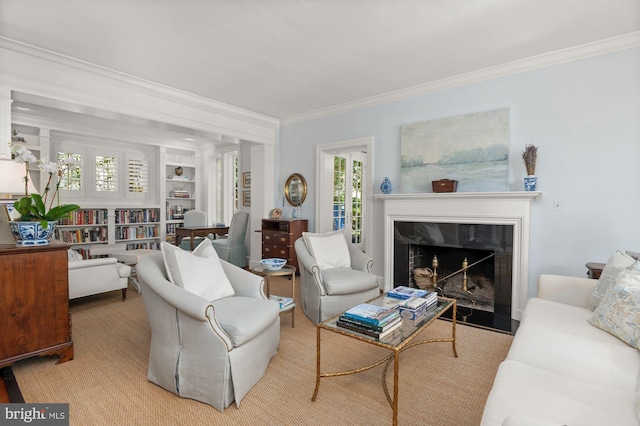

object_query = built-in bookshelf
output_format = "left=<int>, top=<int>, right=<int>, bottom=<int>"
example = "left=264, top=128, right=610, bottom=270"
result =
left=55, top=208, right=109, bottom=246
left=165, top=158, right=197, bottom=244
left=115, top=208, right=161, bottom=250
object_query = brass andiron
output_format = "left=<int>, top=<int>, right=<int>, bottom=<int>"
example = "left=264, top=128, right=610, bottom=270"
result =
left=432, top=255, right=438, bottom=285
left=462, top=257, right=468, bottom=292
left=432, top=253, right=495, bottom=305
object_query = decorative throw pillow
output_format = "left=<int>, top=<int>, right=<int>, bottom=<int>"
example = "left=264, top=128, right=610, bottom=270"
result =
left=302, top=230, right=351, bottom=270
left=588, top=261, right=640, bottom=349
left=589, top=250, right=634, bottom=310
left=67, top=249, right=83, bottom=261
left=161, top=239, right=235, bottom=301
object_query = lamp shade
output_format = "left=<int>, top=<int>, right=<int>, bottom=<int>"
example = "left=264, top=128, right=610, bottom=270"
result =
left=0, top=159, right=39, bottom=196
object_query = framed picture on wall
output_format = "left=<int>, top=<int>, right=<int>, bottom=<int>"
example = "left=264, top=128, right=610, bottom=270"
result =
left=243, top=172, right=251, bottom=188
left=242, top=191, right=251, bottom=206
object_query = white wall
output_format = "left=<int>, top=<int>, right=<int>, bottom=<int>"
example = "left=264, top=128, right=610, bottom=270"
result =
left=278, top=47, right=640, bottom=296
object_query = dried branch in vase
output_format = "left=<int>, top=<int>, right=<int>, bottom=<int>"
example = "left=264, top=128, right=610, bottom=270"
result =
left=521, top=144, right=538, bottom=176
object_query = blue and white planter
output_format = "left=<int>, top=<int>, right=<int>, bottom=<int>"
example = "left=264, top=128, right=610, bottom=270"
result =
left=524, top=175, right=538, bottom=192
left=9, top=221, right=56, bottom=247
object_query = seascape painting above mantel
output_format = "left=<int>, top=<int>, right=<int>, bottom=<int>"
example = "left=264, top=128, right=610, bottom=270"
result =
left=400, top=108, right=510, bottom=193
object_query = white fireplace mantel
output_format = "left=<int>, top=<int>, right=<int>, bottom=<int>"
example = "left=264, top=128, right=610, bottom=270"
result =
left=375, top=191, right=541, bottom=321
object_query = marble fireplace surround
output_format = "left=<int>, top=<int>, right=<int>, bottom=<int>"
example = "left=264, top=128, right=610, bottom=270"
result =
left=375, top=192, right=541, bottom=321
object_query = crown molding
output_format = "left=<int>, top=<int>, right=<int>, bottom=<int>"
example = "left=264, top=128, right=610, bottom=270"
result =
left=0, top=37, right=280, bottom=132
left=282, top=32, right=640, bottom=126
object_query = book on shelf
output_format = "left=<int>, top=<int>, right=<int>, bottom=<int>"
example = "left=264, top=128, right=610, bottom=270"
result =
left=269, top=295, right=294, bottom=309
left=387, top=285, right=432, bottom=300
left=342, top=303, right=399, bottom=326
left=171, top=176, right=189, bottom=181
left=338, top=314, right=401, bottom=332
left=337, top=318, right=403, bottom=340
left=170, top=190, right=190, bottom=198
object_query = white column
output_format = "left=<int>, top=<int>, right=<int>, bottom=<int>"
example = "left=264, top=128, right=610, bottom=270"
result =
left=249, top=142, right=275, bottom=267
left=0, top=88, right=12, bottom=159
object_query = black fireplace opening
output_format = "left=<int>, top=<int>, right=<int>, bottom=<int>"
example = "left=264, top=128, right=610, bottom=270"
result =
left=394, top=221, right=519, bottom=334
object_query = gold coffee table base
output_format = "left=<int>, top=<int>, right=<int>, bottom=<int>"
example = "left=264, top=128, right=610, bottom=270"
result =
left=312, top=298, right=457, bottom=426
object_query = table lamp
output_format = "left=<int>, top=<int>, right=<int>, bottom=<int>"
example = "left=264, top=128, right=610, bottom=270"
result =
left=0, top=159, right=39, bottom=244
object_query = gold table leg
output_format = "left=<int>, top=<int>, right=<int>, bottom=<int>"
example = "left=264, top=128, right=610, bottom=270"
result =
left=312, top=326, right=321, bottom=401
left=393, top=351, right=399, bottom=426
left=452, top=300, right=458, bottom=357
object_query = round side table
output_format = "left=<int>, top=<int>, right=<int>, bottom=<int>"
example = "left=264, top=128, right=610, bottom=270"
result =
left=251, top=265, right=296, bottom=328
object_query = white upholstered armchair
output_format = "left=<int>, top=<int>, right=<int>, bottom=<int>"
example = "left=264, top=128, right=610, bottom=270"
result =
left=136, top=248, right=280, bottom=412
left=294, top=231, right=380, bottom=324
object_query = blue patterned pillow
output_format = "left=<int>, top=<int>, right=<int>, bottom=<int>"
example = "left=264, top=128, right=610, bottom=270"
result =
left=589, top=250, right=634, bottom=310
left=589, top=261, right=640, bottom=348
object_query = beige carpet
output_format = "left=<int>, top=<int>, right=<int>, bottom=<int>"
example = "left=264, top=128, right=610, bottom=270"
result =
left=12, top=277, right=513, bottom=426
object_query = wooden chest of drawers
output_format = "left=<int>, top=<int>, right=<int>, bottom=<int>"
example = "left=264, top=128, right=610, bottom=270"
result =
left=261, top=219, right=308, bottom=271
left=0, top=242, right=73, bottom=368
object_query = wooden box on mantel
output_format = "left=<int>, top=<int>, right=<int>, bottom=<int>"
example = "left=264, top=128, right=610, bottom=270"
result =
left=431, top=179, right=458, bottom=193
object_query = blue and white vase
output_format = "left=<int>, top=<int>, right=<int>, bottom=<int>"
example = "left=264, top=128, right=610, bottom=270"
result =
left=524, top=175, right=538, bottom=192
left=9, top=221, right=56, bottom=247
left=380, top=177, right=394, bottom=194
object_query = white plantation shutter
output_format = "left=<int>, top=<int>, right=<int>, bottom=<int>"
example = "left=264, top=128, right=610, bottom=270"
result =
left=128, top=159, right=149, bottom=193
left=57, top=152, right=83, bottom=191
left=95, top=156, right=118, bottom=192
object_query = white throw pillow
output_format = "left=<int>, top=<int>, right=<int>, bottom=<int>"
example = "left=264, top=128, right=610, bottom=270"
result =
left=67, top=249, right=83, bottom=261
left=302, top=230, right=351, bottom=270
left=588, top=260, right=640, bottom=349
left=161, top=239, right=235, bottom=301
left=589, top=250, right=634, bottom=310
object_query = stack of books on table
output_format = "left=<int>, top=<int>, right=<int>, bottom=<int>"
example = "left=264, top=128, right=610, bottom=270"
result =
left=337, top=303, right=402, bottom=340
left=269, top=295, right=294, bottom=310
left=397, top=293, right=439, bottom=321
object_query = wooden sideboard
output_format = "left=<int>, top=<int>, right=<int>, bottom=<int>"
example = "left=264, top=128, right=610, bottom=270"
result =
left=260, top=219, right=308, bottom=272
left=0, top=241, right=73, bottom=368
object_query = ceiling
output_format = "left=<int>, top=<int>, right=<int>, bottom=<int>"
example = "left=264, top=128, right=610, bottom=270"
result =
left=1, top=0, right=640, bottom=122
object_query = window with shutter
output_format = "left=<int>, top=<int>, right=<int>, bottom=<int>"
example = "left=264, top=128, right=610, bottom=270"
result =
left=128, top=158, right=149, bottom=193
left=57, top=152, right=83, bottom=191
left=95, top=155, right=118, bottom=192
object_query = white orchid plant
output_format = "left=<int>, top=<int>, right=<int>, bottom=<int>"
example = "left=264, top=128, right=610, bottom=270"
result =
left=9, top=143, right=81, bottom=227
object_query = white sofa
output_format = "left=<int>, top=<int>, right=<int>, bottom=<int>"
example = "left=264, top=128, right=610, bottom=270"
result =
left=482, top=274, right=640, bottom=426
left=69, top=256, right=131, bottom=300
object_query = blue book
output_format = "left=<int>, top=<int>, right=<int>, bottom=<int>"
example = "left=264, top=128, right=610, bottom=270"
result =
left=343, top=303, right=399, bottom=326
left=338, top=314, right=402, bottom=332
left=269, top=295, right=294, bottom=309
left=387, top=286, right=428, bottom=300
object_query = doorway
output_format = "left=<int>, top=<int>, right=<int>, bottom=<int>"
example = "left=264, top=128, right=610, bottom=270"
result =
left=315, top=137, right=373, bottom=254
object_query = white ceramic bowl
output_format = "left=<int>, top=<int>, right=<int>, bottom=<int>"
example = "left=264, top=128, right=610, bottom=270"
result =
left=261, top=258, right=287, bottom=271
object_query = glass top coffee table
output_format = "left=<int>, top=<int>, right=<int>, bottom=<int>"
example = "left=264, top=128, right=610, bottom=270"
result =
left=312, top=293, right=458, bottom=425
